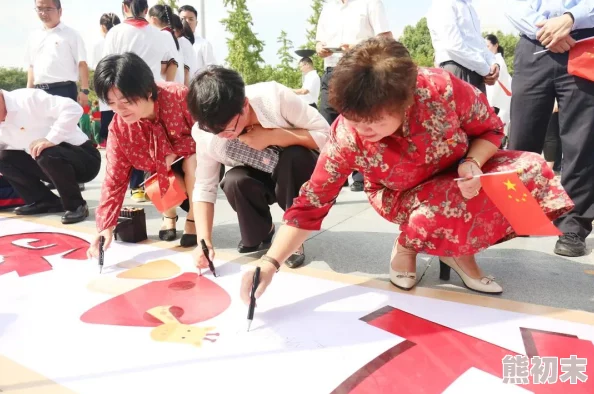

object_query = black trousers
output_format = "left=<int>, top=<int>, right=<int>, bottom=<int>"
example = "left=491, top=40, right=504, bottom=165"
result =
left=97, top=109, right=142, bottom=189
left=543, top=112, right=562, bottom=170
left=37, top=82, right=78, bottom=102
left=440, top=61, right=487, bottom=94
left=509, top=30, right=594, bottom=238
left=221, top=146, right=319, bottom=247
left=0, top=141, right=101, bottom=211
left=320, top=68, right=363, bottom=184
left=100, top=110, right=115, bottom=142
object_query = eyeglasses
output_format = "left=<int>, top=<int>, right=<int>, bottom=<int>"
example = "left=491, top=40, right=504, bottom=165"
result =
left=201, top=115, right=240, bottom=135
left=35, top=7, right=58, bottom=14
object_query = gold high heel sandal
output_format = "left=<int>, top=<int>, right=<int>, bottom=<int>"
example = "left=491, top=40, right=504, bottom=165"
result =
left=439, top=256, right=503, bottom=294
left=389, top=243, right=417, bottom=290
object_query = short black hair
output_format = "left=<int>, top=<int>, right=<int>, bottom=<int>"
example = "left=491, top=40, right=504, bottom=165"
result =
left=94, top=52, right=158, bottom=104
left=123, top=0, right=148, bottom=19
left=100, top=13, right=121, bottom=31
left=187, top=66, right=246, bottom=134
left=35, top=0, right=61, bottom=8
left=178, top=5, right=198, bottom=18
left=299, top=57, right=313, bottom=66
left=485, top=34, right=504, bottom=57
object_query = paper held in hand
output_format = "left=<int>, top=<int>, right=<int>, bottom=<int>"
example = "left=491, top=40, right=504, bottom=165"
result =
left=144, top=172, right=187, bottom=213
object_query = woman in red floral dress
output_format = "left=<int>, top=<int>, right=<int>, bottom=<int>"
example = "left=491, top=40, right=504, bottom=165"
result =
left=87, top=52, right=197, bottom=257
left=237, top=37, right=573, bottom=300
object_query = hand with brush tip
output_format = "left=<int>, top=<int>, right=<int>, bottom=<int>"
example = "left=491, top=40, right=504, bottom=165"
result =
left=87, top=228, right=114, bottom=259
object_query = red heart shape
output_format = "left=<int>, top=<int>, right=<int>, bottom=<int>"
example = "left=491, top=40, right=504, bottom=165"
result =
left=80, top=273, right=231, bottom=327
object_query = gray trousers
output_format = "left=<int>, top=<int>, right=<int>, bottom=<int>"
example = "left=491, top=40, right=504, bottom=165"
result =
left=508, top=31, right=594, bottom=239
left=440, top=61, right=486, bottom=94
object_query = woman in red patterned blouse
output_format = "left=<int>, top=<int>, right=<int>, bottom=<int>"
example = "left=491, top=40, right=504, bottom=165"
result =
left=239, top=37, right=574, bottom=301
left=87, top=52, right=197, bottom=257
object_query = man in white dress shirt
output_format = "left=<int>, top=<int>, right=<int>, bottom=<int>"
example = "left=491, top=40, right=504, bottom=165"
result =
left=427, top=0, right=500, bottom=95
left=293, top=57, right=321, bottom=109
left=0, top=89, right=100, bottom=224
left=178, top=5, right=217, bottom=74
left=315, top=0, right=392, bottom=192
left=187, top=66, right=330, bottom=270
left=26, top=0, right=90, bottom=104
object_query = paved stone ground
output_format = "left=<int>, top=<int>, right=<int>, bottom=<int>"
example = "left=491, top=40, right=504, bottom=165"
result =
left=14, top=151, right=594, bottom=312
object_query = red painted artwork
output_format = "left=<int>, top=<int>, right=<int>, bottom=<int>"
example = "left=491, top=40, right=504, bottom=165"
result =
left=332, top=306, right=594, bottom=394
left=0, top=232, right=89, bottom=277
left=80, top=273, right=231, bottom=327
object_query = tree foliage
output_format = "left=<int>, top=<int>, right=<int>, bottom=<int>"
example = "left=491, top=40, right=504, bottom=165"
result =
left=302, top=0, right=325, bottom=75
left=0, top=68, right=27, bottom=91
left=274, top=30, right=301, bottom=88
left=483, top=30, right=519, bottom=75
left=157, top=0, right=179, bottom=10
left=221, top=0, right=265, bottom=85
left=399, top=18, right=520, bottom=75
left=400, top=18, right=435, bottom=67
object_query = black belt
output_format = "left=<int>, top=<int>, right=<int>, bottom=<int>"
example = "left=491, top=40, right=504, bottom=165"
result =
left=34, top=81, right=76, bottom=90
left=439, top=60, right=462, bottom=68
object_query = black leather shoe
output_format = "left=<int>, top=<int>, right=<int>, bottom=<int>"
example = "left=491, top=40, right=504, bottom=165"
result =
left=15, top=200, right=63, bottom=215
left=554, top=233, right=587, bottom=257
left=350, top=181, right=363, bottom=192
left=237, top=225, right=275, bottom=253
left=285, top=246, right=305, bottom=269
left=61, top=203, right=89, bottom=224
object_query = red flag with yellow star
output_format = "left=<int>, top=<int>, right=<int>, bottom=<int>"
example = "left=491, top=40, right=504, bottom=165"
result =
left=480, top=172, right=562, bottom=236
left=568, top=37, right=594, bottom=82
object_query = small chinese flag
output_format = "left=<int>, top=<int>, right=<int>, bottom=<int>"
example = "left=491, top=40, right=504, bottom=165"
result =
left=498, top=81, right=512, bottom=97
left=568, top=37, right=594, bottom=82
left=480, top=172, right=562, bottom=236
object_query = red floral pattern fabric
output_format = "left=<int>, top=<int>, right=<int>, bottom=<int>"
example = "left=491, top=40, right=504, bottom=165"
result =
left=95, top=82, right=196, bottom=232
left=283, top=68, right=574, bottom=256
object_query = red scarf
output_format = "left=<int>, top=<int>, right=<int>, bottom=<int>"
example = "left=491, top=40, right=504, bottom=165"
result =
left=161, top=27, right=173, bottom=33
left=124, top=18, right=149, bottom=28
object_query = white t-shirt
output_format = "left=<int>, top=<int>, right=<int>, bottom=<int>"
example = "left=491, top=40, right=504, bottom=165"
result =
left=193, top=36, right=217, bottom=75
left=102, top=21, right=176, bottom=82
left=486, top=52, right=512, bottom=129
left=300, top=70, right=321, bottom=105
left=89, top=37, right=111, bottom=112
left=0, top=89, right=88, bottom=152
left=316, top=0, right=390, bottom=69
left=24, top=23, right=87, bottom=84
left=179, top=37, right=197, bottom=81
left=159, top=30, right=185, bottom=85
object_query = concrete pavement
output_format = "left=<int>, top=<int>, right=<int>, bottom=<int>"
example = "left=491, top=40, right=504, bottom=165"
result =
left=12, top=150, right=594, bottom=313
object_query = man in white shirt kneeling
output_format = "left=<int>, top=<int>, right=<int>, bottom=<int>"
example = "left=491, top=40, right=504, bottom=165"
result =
left=187, top=66, right=330, bottom=270
left=0, top=89, right=101, bottom=224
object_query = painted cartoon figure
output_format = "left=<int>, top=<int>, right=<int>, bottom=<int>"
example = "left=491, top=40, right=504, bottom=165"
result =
left=147, top=306, right=219, bottom=347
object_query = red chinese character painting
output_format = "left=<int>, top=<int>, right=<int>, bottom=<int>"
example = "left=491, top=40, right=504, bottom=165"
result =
left=0, top=221, right=593, bottom=394
left=0, top=232, right=89, bottom=277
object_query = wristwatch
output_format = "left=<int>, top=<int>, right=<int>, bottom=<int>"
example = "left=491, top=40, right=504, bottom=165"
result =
left=261, top=255, right=281, bottom=272
left=80, top=89, right=90, bottom=95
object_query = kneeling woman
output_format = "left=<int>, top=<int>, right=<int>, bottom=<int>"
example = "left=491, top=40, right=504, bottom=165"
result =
left=237, top=37, right=574, bottom=300
left=88, top=52, right=197, bottom=256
